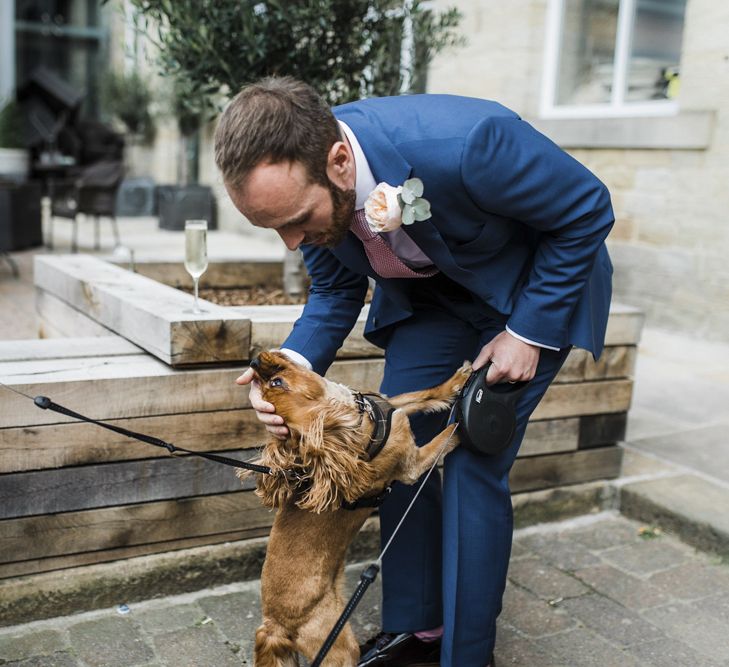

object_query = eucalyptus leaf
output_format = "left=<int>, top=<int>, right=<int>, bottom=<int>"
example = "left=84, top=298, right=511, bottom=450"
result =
left=411, top=198, right=432, bottom=221
left=403, top=178, right=424, bottom=198
left=400, top=187, right=416, bottom=205
left=402, top=205, right=416, bottom=225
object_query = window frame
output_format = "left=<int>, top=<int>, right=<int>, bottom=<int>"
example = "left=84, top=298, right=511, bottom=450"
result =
left=540, top=0, right=681, bottom=119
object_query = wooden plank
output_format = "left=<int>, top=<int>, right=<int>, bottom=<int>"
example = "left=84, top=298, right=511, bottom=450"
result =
left=0, top=410, right=267, bottom=474
left=0, top=336, right=142, bottom=363
left=34, top=255, right=251, bottom=366
left=0, top=356, right=249, bottom=428
left=120, top=259, right=284, bottom=289
left=36, top=290, right=117, bottom=339
left=604, top=303, right=644, bottom=346
left=0, top=491, right=271, bottom=564
left=236, top=303, right=643, bottom=361
left=0, top=449, right=258, bottom=519
left=555, top=346, right=637, bottom=383
left=519, top=418, right=580, bottom=456
left=231, top=304, right=383, bottom=359
left=0, top=529, right=267, bottom=580
left=510, top=446, right=623, bottom=493
left=532, top=379, right=633, bottom=420
left=0, top=355, right=631, bottom=429
left=578, top=412, right=628, bottom=449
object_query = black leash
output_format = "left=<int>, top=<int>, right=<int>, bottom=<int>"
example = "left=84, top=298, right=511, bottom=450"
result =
left=311, top=564, right=380, bottom=667
left=31, top=395, right=275, bottom=475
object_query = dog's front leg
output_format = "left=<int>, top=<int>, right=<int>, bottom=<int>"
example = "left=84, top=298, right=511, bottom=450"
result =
left=387, top=362, right=471, bottom=416
left=397, top=422, right=459, bottom=484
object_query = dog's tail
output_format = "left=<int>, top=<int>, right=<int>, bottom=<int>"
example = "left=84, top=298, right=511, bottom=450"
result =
left=254, top=620, right=298, bottom=667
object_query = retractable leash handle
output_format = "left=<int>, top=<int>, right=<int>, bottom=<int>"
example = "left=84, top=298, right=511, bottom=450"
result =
left=455, top=362, right=531, bottom=456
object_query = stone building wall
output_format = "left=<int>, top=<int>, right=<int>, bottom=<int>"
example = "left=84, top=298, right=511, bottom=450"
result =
left=429, top=0, right=729, bottom=341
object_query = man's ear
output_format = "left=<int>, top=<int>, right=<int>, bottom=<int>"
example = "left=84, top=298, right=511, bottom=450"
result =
left=326, top=141, right=354, bottom=189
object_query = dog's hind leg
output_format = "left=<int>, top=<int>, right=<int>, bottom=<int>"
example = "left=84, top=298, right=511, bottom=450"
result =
left=254, top=619, right=299, bottom=667
left=387, top=361, right=472, bottom=415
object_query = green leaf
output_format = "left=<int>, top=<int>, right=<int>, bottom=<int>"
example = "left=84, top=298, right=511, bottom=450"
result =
left=411, top=198, right=432, bottom=221
left=400, top=187, right=416, bottom=205
left=402, top=205, right=415, bottom=225
left=403, top=177, right=424, bottom=198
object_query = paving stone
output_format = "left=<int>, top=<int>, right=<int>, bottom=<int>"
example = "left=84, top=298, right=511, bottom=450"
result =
left=567, top=517, right=642, bottom=551
left=2, top=654, right=80, bottom=667
left=500, top=582, right=576, bottom=638
left=648, top=560, right=729, bottom=600
left=508, top=541, right=531, bottom=560
left=536, top=627, right=644, bottom=667
left=600, top=537, right=691, bottom=576
left=67, top=616, right=154, bottom=667
left=642, top=602, right=729, bottom=661
left=696, top=591, right=729, bottom=624
left=574, top=563, right=670, bottom=609
left=0, top=630, right=65, bottom=662
left=507, top=558, right=589, bottom=601
left=494, top=624, right=562, bottom=667
left=516, top=532, right=601, bottom=571
left=153, top=626, right=244, bottom=667
left=344, top=564, right=383, bottom=643
left=627, top=637, right=724, bottom=667
left=197, top=588, right=261, bottom=655
left=134, top=603, right=205, bottom=635
left=560, top=593, right=665, bottom=648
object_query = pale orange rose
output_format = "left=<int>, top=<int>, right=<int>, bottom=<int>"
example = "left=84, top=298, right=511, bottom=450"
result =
left=364, top=182, right=403, bottom=232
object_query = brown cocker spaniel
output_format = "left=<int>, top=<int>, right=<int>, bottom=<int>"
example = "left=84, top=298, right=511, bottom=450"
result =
left=242, top=350, right=471, bottom=667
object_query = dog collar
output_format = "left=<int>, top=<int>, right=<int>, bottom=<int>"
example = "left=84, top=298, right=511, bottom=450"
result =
left=353, top=392, right=395, bottom=461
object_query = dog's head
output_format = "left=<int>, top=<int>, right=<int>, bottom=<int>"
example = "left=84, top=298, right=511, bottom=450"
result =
left=247, top=350, right=376, bottom=512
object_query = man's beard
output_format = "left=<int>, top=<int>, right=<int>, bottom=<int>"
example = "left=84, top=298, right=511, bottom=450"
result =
left=304, top=181, right=356, bottom=249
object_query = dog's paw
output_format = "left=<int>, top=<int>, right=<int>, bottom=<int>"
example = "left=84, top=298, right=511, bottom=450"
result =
left=448, top=361, right=473, bottom=394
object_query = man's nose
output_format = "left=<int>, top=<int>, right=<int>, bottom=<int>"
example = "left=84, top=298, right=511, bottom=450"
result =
left=277, top=228, right=304, bottom=250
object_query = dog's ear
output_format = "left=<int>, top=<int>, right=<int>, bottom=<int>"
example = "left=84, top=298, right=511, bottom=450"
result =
left=295, top=408, right=377, bottom=513
left=247, top=439, right=299, bottom=509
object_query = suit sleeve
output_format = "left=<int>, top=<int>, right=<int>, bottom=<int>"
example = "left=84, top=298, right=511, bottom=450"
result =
left=461, top=116, right=614, bottom=349
left=280, top=244, right=369, bottom=375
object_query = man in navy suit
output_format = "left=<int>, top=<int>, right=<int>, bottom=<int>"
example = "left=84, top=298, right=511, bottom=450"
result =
left=215, top=77, right=614, bottom=667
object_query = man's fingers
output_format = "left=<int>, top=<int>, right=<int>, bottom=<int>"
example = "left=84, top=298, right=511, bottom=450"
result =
left=266, top=425, right=289, bottom=440
left=235, top=367, right=255, bottom=385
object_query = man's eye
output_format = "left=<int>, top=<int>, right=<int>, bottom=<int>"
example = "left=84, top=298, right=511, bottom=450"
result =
left=270, top=378, right=284, bottom=388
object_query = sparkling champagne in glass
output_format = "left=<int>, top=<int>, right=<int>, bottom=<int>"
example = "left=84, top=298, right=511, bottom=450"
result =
left=184, top=219, right=208, bottom=314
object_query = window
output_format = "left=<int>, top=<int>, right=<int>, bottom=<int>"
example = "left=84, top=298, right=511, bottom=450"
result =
left=14, top=0, right=109, bottom=118
left=541, top=0, right=687, bottom=118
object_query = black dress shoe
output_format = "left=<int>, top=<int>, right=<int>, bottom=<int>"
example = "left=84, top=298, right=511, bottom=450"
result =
left=358, top=632, right=441, bottom=666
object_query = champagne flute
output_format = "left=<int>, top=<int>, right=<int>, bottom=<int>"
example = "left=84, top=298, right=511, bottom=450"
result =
left=184, top=219, right=209, bottom=314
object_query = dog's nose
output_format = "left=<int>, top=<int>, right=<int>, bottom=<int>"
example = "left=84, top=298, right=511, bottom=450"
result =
left=250, top=356, right=260, bottom=371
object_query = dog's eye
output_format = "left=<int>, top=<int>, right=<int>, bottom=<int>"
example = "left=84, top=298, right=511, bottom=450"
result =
left=269, top=378, right=284, bottom=388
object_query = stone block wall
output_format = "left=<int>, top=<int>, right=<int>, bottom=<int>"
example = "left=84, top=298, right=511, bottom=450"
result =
left=428, top=0, right=729, bottom=341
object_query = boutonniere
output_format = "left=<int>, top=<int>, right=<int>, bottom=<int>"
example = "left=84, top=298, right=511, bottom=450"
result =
left=364, top=178, right=432, bottom=233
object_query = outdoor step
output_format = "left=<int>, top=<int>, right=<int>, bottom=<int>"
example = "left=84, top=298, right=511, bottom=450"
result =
left=619, top=473, right=729, bottom=558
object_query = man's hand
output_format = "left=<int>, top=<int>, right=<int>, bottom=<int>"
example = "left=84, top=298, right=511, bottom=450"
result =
left=236, top=367, right=289, bottom=440
left=473, top=331, right=541, bottom=385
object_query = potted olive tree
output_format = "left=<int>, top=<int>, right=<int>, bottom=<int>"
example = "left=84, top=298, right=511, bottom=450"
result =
left=121, top=0, right=463, bottom=292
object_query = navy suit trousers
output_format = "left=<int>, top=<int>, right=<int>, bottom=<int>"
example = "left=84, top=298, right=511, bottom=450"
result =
left=376, top=275, right=571, bottom=667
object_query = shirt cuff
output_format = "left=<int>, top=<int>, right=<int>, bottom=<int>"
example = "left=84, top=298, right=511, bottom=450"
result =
left=278, top=348, right=313, bottom=370
left=505, top=326, right=561, bottom=351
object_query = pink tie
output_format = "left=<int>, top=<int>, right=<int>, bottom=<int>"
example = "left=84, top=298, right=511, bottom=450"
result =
left=350, top=209, right=438, bottom=279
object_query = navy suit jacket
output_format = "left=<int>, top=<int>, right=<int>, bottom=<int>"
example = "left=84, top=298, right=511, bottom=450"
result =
left=282, top=95, right=614, bottom=375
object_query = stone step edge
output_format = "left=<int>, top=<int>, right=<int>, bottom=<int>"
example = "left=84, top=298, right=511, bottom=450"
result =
left=0, top=481, right=615, bottom=627
left=617, top=473, right=729, bottom=560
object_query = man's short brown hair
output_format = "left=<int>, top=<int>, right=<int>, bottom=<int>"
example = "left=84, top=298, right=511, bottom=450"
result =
left=214, top=77, right=340, bottom=190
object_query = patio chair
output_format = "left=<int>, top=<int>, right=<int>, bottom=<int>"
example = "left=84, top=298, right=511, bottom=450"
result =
left=51, top=159, right=125, bottom=252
